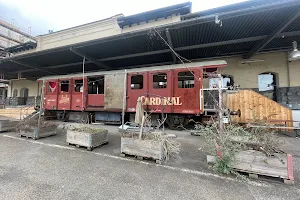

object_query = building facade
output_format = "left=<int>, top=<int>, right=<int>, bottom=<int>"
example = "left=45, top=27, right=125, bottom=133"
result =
left=2, top=1, right=300, bottom=111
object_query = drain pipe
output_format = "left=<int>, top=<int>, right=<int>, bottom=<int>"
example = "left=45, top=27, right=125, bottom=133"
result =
left=82, top=56, right=85, bottom=111
left=286, top=52, right=291, bottom=106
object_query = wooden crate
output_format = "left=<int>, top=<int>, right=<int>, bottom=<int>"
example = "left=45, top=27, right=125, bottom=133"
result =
left=66, top=129, right=108, bottom=151
left=226, top=90, right=293, bottom=127
left=121, top=137, right=165, bottom=163
left=20, top=126, right=57, bottom=140
left=0, top=120, right=18, bottom=132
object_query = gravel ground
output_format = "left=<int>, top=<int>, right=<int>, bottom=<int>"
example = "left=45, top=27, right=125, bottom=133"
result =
left=0, top=123, right=300, bottom=200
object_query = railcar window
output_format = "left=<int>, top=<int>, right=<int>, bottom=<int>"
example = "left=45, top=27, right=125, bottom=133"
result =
left=131, top=75, right=143, bottom=89
left=153, top=73, right=167, bottom=89
left=88, top=77, right=104, bottom=94
left=178, top=71, right=194, bottom=88
left=74, top=80, right=83, bottom=92
left=48, top=82, right=57, bottom=93
left=60, top=80, right=69, bottom=92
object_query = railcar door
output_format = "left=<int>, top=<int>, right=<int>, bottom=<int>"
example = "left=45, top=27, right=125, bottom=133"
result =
left=71, top=77, right=87, bottom=111
left=57, top=79, right=71, bottom=110
left=147, top=70, right=172, bottom=113
left=126, top=72, right=148, bottom=112
left=44, top=79, right=59, bottom=110
left=86, top=76, right=105, bottom=109
left=173, top=68, right=201, bottom=115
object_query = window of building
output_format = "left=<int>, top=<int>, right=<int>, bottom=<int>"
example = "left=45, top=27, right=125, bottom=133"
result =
left=258, top=73, right=275, bottom=91
left=178, top=71, right=195, bottom=88
left=131, top=75, right=143, bottom=89
left=48, top=82, right=57, bottom=93
left=209, top=75, right=234, bottom=88
left=74, top=80, right=83, bottom=92
left=153, top=73, right=167, bottom=89
left=20, top=88, right=29, bottom=98
left=88, top=77, right=104, bottom=94
left=60, top=80, right=69, bottom=92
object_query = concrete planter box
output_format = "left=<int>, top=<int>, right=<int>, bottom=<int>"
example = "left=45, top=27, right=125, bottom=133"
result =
left=121, top=137, right=165, bottom=163
left=66, top=129, right=108, bottom=151
left=20, top=125, right=57, bottom=140
left=0, top=120, right=18, bottom=132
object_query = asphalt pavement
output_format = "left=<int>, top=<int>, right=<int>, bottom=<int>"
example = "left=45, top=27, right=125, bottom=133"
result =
left=0, top=125, right=300, bottom=200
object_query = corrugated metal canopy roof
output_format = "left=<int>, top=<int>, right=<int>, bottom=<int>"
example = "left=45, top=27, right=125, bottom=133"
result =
left=1, top=0, right=300, bottom=79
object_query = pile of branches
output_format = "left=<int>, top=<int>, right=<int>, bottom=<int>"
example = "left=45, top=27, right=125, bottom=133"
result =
left=196, top=122, right=283, bottom=174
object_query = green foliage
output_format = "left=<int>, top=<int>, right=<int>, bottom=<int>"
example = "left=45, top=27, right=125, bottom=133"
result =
left=213, top=156, right=234, bottom=174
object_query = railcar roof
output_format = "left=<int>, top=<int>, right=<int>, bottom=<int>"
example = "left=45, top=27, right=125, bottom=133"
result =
left=38, top=60, right=226, bottom=80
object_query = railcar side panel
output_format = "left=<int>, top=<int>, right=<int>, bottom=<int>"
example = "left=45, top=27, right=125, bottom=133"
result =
left=126, top=72, right=148, bottom=112
left=87, top=95, right=104, bottom=108
left=70, top=77, right=87, bottom=111
left=104, top=74, right=125, bottom=111
left=44, top=79, right=59, bottom=110
left=173, top=68, right=202, bottom=114
left=57, top=79, right=71, bottom=110
left=147, top=70, right=172, bottom=113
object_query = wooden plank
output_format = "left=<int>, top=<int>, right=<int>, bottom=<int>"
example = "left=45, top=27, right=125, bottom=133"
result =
left=226, top=90, right=293, bottom=127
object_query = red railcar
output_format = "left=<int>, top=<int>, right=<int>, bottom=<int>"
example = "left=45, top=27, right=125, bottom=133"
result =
left=41, top=60, right=226, bottom=128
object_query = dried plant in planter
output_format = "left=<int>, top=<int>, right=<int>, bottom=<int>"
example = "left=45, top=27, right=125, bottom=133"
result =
left=17, top=118, right=56, bottom=132
left=71, top=126, right=105, bottom=134
left=144, top=131, right=181, bottom=161
left=197, top=122, right=283, bottom=175
left=121, top=114, right=181, bottom=162
left=67, top=124, right=108, bottom=150
left=18, top=117, right=57, bottom=140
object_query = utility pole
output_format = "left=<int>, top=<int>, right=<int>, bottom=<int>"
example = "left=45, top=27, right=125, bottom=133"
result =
left=218, top=74, right=224, bottom=134
left=37, top=79, right=45, bottom=138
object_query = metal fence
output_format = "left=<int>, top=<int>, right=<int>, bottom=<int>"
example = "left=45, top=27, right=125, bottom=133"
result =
left=0, top=96, right=41, bottom=108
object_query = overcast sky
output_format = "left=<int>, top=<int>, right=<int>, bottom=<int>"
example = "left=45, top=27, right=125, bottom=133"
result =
left=0, top=0, right=245, bottom=35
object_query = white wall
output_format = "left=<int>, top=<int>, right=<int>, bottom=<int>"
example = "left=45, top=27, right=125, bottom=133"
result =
left=121, top=15, right=181, bottom=33
left=8, top=80, right=40, bottom=97
left=14, top=17, right=121, bottom=56
left=13, top=14, right=182, bottom=56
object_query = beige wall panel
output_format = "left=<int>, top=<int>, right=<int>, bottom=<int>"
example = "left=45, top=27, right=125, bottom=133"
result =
left=218, top=52, right=290, bottom=88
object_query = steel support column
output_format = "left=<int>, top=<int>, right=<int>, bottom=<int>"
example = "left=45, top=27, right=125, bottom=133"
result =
left=165, top=28, right=177, bottom=63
